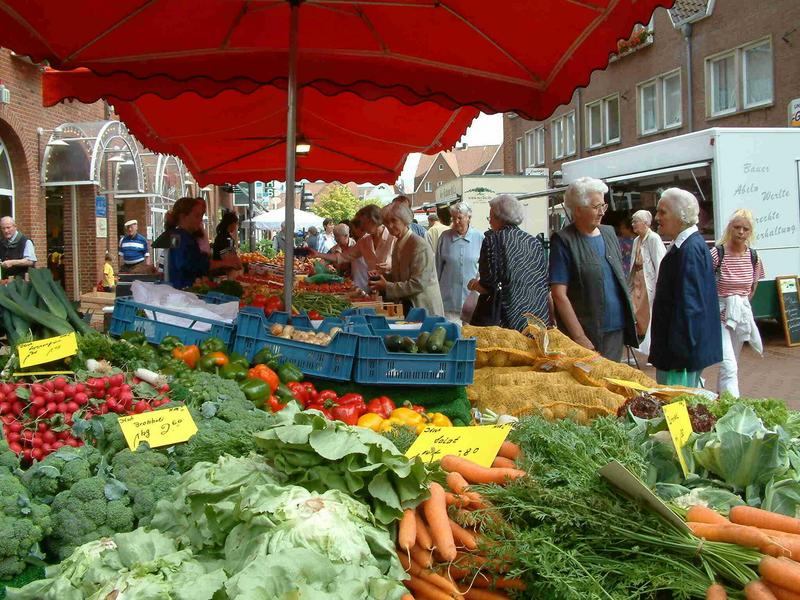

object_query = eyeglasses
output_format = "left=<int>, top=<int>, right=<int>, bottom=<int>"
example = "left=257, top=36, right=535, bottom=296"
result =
left=588, top=203, right=608, bottom=213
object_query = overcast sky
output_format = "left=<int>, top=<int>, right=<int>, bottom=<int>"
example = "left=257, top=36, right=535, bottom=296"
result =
left=399, top=112, right=503, bottom=192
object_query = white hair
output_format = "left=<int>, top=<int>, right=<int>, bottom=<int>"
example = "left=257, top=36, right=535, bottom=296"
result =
left=631, top=210, right=653, bottom=227
left=381, top=201, right=413, bottom=226
left=333, top=223, right=350, bottom=237
left=659, top=187, right=700, bottom=226
left=489, top=194, right=523, bottom=226
left=449, top=202, right=472, bottom=217
left=564, top=176, right=609, bottom=215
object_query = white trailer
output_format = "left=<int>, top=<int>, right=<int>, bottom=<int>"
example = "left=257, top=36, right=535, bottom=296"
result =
left=560, top=127, right=800, bottom=319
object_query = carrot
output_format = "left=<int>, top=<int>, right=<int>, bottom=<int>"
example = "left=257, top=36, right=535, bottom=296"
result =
left=759, top=556, right=800, bottom=590
left=466, top=491, right=488, bottom=510
left=424, top=483, right=458, bottom=562
left=687, top=505, right=729, bottom=525
left=469, top=576, right=527, bottom=591
left=745, top=580, right=778, bottom=600
left=445, top=492, right=472, bottom=508
left=397, top=551, right=461, bottom=596
left=399, top=508, right=418, bottom=552
left=491, top=456, right=517, bottom=469
left=759, top=531, right=800, bottom=560
left=497, top=440, right=521, bottom=461
left=446, top=471, right=470, bottom=495
left=401, top=595, right=416, bottom=600
left=440, top=455, right=526, bottom=485
left=411, top=543, right=434, bottom=569
left=406, top=575, right=462, bottom=600
left=449, top=519, right=478, bottom=550
left=766, top=583, right=800, bottom=600
left=416, top=512, right=435, bottom=550
left=687, top=522, right=772, bottom=550
left=706, top=583, right=728, bottom=599
left=731, top=506, right=800, bottom=535
left=458, top=586, right=511, bottom=600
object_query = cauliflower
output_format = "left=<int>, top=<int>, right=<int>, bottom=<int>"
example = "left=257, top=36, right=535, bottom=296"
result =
left=0, top=470, right=51, bottom=579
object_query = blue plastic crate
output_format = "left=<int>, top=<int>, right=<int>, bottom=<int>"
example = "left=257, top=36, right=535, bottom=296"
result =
left=203, top=291, right=240, bottom=304
left=109, top=297, right=236, bottom=348
left=353, top=320, right=476, bottom=386
left=262, top=310, right=371, bottom=335
left=364, top=310, right=448, bottom=337
left=232, top=309, right=358, bottom=381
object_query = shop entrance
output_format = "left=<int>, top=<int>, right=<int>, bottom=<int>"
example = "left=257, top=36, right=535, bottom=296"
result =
left=0, top=137, right=13, bottom=218
left=45, top=188, right=66, bottom=288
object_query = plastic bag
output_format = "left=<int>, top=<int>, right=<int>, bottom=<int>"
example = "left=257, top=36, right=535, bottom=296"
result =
left=131, top=281, right=239, bottom=331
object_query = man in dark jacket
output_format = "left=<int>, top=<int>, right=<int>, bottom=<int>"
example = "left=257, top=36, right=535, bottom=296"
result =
left=0, top=216, right=37, bottom=278
left=649, top=188, right=722, bottom=387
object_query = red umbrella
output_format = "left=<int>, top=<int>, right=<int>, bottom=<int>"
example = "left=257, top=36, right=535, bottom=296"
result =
left=44, top=68, right=478, bottom=185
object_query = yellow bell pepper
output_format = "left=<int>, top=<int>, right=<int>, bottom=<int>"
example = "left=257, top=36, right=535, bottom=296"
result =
left=357, top=413, right=384, bottom=432
left=378, top=416, right=405, bottom=433
left=390, top=407, right=425, bottom=427
left=426, top=412, right=453, bottom=427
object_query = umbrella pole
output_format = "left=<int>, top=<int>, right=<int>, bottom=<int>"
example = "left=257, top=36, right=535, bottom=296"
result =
left=283, top=0, right=300, bottom=313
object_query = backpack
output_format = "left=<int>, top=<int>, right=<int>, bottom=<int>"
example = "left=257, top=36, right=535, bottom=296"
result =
left=714, top=244, right=758, bottom=276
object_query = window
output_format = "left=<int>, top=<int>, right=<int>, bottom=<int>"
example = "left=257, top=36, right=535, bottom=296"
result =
left=534, top=127, right=545, bottom=166
left=524, top=130, right=535, bottom=167
left=515, top=137, right=524, bottom=174
left=585, top=95, right=619, bottom=148
left=565, top=113, right=576, bottom=156
left=637, top=70, right=682, bottom=135
left=0, top=138, right=13, bottom=219
left=706, top=38, right=773, bottom=117
left=551, top=112, right=576, bottom=160
left=436, top=181, right=443, bottom=187
left=437, top=163, right=444, bottom=171
left=552, top=119, right=564, bottom=159
left=424, top=181, right=432, bottom=192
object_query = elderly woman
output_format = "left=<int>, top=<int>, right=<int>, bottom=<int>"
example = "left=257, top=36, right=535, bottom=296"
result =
left=629, top=209, right=667, bottom=355
left=550, top=177, right=637, bottom=361
left=711, top=209, right=765, bottom=396
left=369, top=201, right=444, bottom=315
left=467, top=194, right=548, bottom=331
left=650, top=188, right=722, bottom=387
left=435, top=202, right=483, bottom=322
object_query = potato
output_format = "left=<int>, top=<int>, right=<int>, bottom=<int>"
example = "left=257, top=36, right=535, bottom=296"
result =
left=270, top=323, right=284, bottom=336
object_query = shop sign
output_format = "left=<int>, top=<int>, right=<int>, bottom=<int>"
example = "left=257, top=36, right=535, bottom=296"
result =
left=405, top=423, right=512, bottom=468
left=790, top=98, right=800, bottom=127
left=95, top=195, right=107, bottom=217
left=524, top=167, right=549, bottom=177
left=662, top=401, right=693, bottom=477
left=18, top=332, right=78, bottom=368
left=96, top=217, right=107, bottom=238
left=118, top=405, right=198, bottom=451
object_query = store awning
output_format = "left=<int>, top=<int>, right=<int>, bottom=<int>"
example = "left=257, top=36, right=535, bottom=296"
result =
left=518, top=186, right=568, bottom=200
left=603, top=161, right=711, bottom=184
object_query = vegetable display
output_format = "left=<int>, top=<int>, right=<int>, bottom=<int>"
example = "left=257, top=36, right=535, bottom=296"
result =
left=384, top=326, right=454, bottom=354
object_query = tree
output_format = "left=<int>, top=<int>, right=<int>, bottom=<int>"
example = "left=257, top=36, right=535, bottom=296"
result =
left=310, top=184, right=368, bottom=222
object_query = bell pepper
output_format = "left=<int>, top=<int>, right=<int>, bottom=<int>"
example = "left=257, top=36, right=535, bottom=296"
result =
left=316, top=390, right=339, bottom=404
left=200, top=337, right=227, bottom=355
left=427, top=412, right=453, bottom=427
left=305, top=403, right=334, bottom=420
left=247, top=364, right=280, bottom=393
left=121, top=330, right=147, bottom=345
left=274, top=383, right=297, bottom=405
left=253, top=347, right=280, bottom=369
left=378, top=417, right=406, bottom=433
left=268, top=395, right=286, bottom=413
left=331, top=403, right=362, bottom=426
left=337, top=393, right=366, bottom=417
left=276, top=362, right=304, bottom=384
left=301, top=382, right=318, bottom=404
left=307, top=310, right=324, bottom=320
left=403, top=401, right=427, bottom=415
left=220, top=363, right=248, bottom=382
left=250, top=294, right=268, bottom=308
left=172, top=345, right=200, bottom=369
left=366, top=396, right=395, bottom=419
left=158, top=335, right=184, bottom=354
left=390, top=407, right=425, bottom=427
left=227, top=352, right=250, bottom=369
left=357, top=413, right=384, bottom=432
left=240, top=377, right=271, bottom=409
left=198, top=351, right=229, bottom=372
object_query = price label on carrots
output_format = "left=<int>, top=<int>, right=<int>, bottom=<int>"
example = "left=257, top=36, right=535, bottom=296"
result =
left=118, top=405, right=198, bottom=451
left=405, top=424, right=512, bottom=468
left=18, top=332, right=78, bottom=368
left=662, top=401, right=693, bottom=477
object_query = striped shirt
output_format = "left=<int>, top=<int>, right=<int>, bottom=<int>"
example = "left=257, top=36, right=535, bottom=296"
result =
left=710, top=246, right=764, bottom=298
left=118, top=233, right=149, bottom=265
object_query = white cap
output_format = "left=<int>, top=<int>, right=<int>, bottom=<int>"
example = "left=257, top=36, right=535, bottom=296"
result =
left=124, top=219, right=137, bottom=227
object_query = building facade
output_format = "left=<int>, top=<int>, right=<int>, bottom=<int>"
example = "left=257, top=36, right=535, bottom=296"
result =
left=411, top=144, right=503, bottom=207
left=503, top=0, right=800, bottom=181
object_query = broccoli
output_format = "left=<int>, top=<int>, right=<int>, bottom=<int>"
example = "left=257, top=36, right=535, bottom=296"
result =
left=20, top=445, right=101, bottom=504
left=72, top=412, right=129, bottom=460
left=45, top=476, right=134, bottom=561
left=0, top=438, right=19, bottom=473
left=0, top=470, right=51, bottom=580
left=110, top=449, right=180, bottom=525
left=169, top=370, right=249, bottom=408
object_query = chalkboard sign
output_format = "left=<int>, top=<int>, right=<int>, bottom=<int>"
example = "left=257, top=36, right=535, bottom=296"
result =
left=776, top=276, right=800, bottom=347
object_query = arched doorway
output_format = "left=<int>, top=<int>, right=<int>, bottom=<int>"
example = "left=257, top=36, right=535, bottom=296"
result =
left=0, top=136, right=14, bottom=218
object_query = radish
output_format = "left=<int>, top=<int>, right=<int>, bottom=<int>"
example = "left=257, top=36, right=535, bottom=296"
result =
left=134, top=368, right=168, bottom=389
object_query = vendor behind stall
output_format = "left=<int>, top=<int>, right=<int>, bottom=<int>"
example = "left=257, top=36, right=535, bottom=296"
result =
left=165, top=197, right=239, bottom=289
left=211, top=211, right=242, bottom=276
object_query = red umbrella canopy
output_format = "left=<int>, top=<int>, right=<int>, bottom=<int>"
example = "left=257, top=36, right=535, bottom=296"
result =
left=43, top=69, right=479, bottom=185
left=5, top=0, right=671, bottom=120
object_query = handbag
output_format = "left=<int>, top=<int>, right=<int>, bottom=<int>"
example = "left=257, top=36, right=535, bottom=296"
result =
left=469, top=232, right=506, bottom=327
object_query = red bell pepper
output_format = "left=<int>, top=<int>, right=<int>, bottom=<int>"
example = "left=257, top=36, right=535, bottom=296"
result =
left=287, top=381, right=310, bottom=406
left=267, top=395, right=286, bottom=413
left=308, top=310, right=324, bottom=320
left=317, top=390, right=339, bottom=404
left=366, top=396, right=395, bottom=419
left=251, top=294, right=268, bottom=308
left=403, top=401, right=426, bottom=415
left=337, top=393, right=367, bottom=417
left=331, top=403, right=362, bottom=426
left=305, top=403, right=334, bottom=420
left=301, top=382, right=318, bottom=404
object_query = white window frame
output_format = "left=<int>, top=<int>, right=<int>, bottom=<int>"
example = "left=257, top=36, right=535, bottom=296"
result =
left=437, top=163, right=444, bottom=171
left=637, top=69, right=682, bottom=135
left=551, top=118, right=564, bottom=160
left=638, top=80, right=659, bottom=135
left=708, top=51, right=738, bottom=117
left=662, top=71, right=683, bottom=129
left=565, top=112, right=576, bottom=156
left=515, top=137, right=524, bottom=174
left=534, top=126, right=545, bottom=166
left=604, top=95, right=620, bottom=144
left=424, top=181, right=432, bottom=193
left=705, top=37, right=774, bottom=118
left=585, top=95, right=620, bottom=149
left=586, top=101, right=602, bottom=149
left=524, top=129, right=536, bottom=167
left=550, top=111, right=576, bottom=160
left=742, top=39, right=773, bottom=109
left=0, top=138, right=14, bottom=219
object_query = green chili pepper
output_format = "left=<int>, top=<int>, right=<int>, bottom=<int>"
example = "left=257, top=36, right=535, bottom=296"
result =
left=199, top=336, right=227, bottom=355
left=240, top=377, right=271, bottom=409
left=276, top=362, right=303, bottom=384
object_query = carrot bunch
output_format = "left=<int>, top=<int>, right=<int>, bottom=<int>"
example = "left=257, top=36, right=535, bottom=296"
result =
left=398, top=441, right=527, bottom=600
left=688, top=505, right=800, bottom=599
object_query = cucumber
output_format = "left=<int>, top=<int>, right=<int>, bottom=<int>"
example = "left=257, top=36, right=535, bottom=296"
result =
left=384, top=335, right=402, bottom=352
left=442, top=340, right=454, bottom=353
left=416, top=331, right=430, bottom=352
left=427, top=326, right=447, bottom=353
left=398, top=336, right=416, bottom=353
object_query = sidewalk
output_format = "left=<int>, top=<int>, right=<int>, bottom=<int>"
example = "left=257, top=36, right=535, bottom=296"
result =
left=638, top=320, right=800, bottom=408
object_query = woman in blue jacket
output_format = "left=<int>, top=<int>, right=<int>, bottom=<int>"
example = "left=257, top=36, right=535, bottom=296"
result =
left=650, top=188, right=722, bottom=387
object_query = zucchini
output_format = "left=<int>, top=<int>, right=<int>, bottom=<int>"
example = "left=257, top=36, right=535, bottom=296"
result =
left=384, top=335, right=402, bottom=352
left=29, top=268, right=67, bottom=320
left=427, top=326, right=447, bottom=353
left=398, top=336, right=416, bottom=353
left=0, top=287, right=74, bottom=335
left=46, top=274, right=92, bottom=334
left=443, top=340, right=454, bottom=353
left=416, top=331, right=430, bottom=352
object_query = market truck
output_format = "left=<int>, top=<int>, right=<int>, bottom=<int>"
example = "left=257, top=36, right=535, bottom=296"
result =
left=560, top=127, right=800, bottom=319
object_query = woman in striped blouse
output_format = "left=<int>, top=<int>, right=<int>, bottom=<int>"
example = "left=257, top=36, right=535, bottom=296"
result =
left=710, top=209, right=765, bottom=397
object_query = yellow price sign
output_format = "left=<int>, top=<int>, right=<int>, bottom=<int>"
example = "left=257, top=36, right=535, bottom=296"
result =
left=18, top=332, right=78, bottom=368
left=118, top=405, right=198, bottom=451
left=662, top=401, right=693, bottom=477
left=405, top=424, right=512, bottom=468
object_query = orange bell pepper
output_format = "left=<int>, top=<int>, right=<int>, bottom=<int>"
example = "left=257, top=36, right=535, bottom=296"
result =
left=205, top=351, right=229, bottom=367
left=248, top=364, right=280, bottom=393
left=172, top=344, right=200, bottom=369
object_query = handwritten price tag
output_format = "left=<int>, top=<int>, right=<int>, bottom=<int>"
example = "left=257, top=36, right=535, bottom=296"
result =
left=405, top=424, right=512, bottom=468
left=118, top=406, right=198, bottom=451
left=662, top=401, right=693, bottom=477
left=18, top=332, right=78, bottom=368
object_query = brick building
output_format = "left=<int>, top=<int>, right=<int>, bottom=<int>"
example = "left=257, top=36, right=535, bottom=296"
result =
left=411, top=144, right=503, bottom=206
left=0, top=49, right=229, bottom=298
left=503, top=0, right=800, bottom=181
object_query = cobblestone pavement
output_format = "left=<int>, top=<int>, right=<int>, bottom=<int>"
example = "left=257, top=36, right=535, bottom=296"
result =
left=639, top=320, right=800, bottom=408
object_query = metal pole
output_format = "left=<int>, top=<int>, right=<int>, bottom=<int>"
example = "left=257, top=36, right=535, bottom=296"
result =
left=283, top=0, right=299, bottom=313
left=247, top=181, right=255, bottom=251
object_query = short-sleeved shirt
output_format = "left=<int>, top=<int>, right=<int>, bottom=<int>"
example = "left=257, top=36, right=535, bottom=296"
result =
left=436, top=227, right=483, bottom=313
left=167, top=228, right=210, bottom=289
left=550, top=232, right=625, bottom=332
left=710, top=246, right=765, bottom=298
left=339, top=227, right=395, bottom=272
left=118, top=233, right=149, bottom=265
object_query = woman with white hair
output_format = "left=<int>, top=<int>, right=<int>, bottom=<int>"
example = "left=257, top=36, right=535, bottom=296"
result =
left=711, top=209, right=765, bottom=396
left=369, top=201, right=444, bottom=315
left=650, top=188, right=722, bottom=387
left=550, top=177, right=637, bottom=360
left=629, top=209, right=667, bottom=355
left=435, top=202, right=483, bottom=322
left=466, top=194, right=549, bottom=330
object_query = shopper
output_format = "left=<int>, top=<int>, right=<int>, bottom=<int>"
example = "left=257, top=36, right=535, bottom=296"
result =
left=272, top=224, right=287, bottom=253
left=331, top=223, right=355, bottom=254
left=711, top=209, right=764, bottom=397
left=345, top=219, right=370, bottom=293
left=618, top=219, right=635, bottom=275
left=369, top=201, right=444, bottom=315
left=392, top=195, right=427, bottom=239
left=550, top=177, right=637, bottom=360
left=0, top=216, right=37, bottom=278
left=118, top=219, right=151, bottom=274
left=468, top=194, right=549, bottom=331
left=427, top=209, right=450, bottom=255
left=629, top=209, right=667, bottom=356
left=436, top=202, right=482, bottom=323
left=319, top=218, right=337, bottom=252
left=304, top=226, right=321, bottom=251
left=649, top=188, right=722, bottom=387
left=102, top=252, right=116, bottom=292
